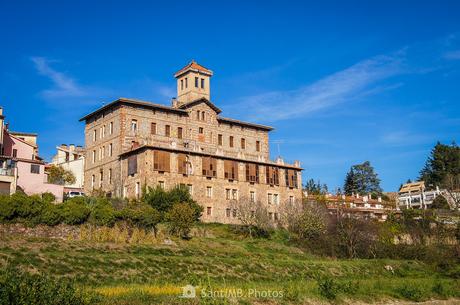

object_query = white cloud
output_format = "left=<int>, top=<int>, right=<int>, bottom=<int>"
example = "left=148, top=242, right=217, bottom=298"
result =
left=232, top=53, right=404, bottom=122
left=443, top=50, right=460, bottom=60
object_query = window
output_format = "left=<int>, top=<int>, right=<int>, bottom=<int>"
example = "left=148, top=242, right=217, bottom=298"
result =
left=201, top=78, right=205, bottom=89
left=185, top=77, right=188, bottom=88
left=202, top=157, right=217, bottom=177
left=109, top=169, right=112, bottom=184
left=245, top=163, right=259, bottom=183
left=177, top=153, right=188, bottom=175
left=229, top=136, right=234, bottom=148
left=151, top=122, right=157, bottom=134
left=165, top=125, right=171, bottom=136
left=109, top=122, right=113, bottom=135
left=101, top=146, right=105, bottom=160
left=289, top=196, right=294, bottom=204
left=158, top=181, right=165, bottom=189
left=241, top=138, right=246, bottom=149
left=207, top=207, right=212, bottom=215
left=91, top=175, right=95, bottom=189
left=109, top=143, right=113, bottom=157
left=30, top=164, right=40, bottom=174
left=226, top=189, right=231, bottom=200
left=199, top=127, right=204, bottom=134
left=274, top=213, right=279, bottom=221
left=100, top=127, right=103, bottom=139
left=187, top=184, right=193, bottom=195
left=232, top=209, right=237, bottom=218
left=206, top=186, right=212, bottom=198
left=181, top=79, right=184, bottom=90
left=224, top=160, right=238, bottom=180
left=12, top=149, right=17, bottom=158
left=256, top=141, right=260, bottom=152
left=99, top=170, right=103, bottom=187
left=273, top=194, right=279, bottom=205
left=266, top=166, right=280, bottom=185
left=285, top=169, right=299, bottom=188
left=135, top=182, right=140, bottom=199
left=92, top=150, right=96, bottom=163
left=268, top=212, right=273, bottom=220
left=131, top=119, right=137, bottom=132
left=250, top=191, right=256, bottom=203
left=154, top=150, right=171, bottom=172
left=201, top=111, right=205, bottom=121
left=102, top=125, right=106, bottom=138
left=226, top=208, right=231, bottom=217
left=195, top=77, right=198, bottom=87
left=218, top=134, right=223, bottom=146
left=128, top=155, right=137, bottom=176
left=123, top=186, right=127, bottom=198
left=267, top=193, right=272, bottom=204
left=232, top=189, right=238, bottom=200
left=177, top=127, right=183, bottom=139
left=93, top=130, right=97, bottom=142
left=196, top=110, right=200, bottom=120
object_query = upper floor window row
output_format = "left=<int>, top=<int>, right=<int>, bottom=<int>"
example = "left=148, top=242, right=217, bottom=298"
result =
left=196, top=110, right=206, bottom=121
left=216, top=134, right=261, bottom=152
left=92, top=121, right=114, bottom=142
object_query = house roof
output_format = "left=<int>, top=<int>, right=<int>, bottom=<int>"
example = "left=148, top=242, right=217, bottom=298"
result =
left=9, top=131, right=38, bottom=137
left=174, top=61, right=213, bottom=78
left=8, top=133, right=38, bottom=148
left=178, top=97, right=222, bottom=114
left=399, top=181, right=425, bottom=194
left=217, top=117, right=274, bottom=131
left=79, top=97, right=188, bottom=122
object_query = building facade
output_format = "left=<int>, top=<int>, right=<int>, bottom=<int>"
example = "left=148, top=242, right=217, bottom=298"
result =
left=80, top=61, right=303, bottom=223
left=51, top=144, right=85, bottom=192
left=398, top=181, right=441, bottom=209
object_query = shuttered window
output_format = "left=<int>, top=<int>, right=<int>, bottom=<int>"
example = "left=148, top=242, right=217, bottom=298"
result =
left=241, top=138, right=245, bottom=149
left=177, top=153, right=187, bottom=175
left=177, top=127, right=183, bottom=139
left=165, top=125, right=171, bottom=137
left=218, top=134, right=223, bottom=146
left=128, top=155, right=137, bottom=176
left=245, top=163, right=259, bottom=183
left=224, top=160, right=238, bottom=180
left=202, top=157, right=217, bottom=177
left=266, top=166, right=279, bottom=186
left=229, top=136, right=234, bottom=147
left=151, top=122, right=156, bottom=134
left=153, top=150, right=170, bottom=172
left=285, top=169, right=298, bottom=188
left=256, top=141, right=260, bottom=152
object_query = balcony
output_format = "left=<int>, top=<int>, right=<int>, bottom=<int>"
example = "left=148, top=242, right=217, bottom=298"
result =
left=0, top=168, right=14, bottom=176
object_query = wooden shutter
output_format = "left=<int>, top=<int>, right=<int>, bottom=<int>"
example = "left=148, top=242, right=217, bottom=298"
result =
left=266, top=166, right=279, bottom=185
left=224, top=160, right=238, bottom=180
left=128, top=155, right=137, bottom=176
left=153, top=150, right=170, bottom=172
left=177, top=153, right=187, bottom=174
left=202, top=157, right=216, bottom=177
left=246, top=163, right=259, bottom=183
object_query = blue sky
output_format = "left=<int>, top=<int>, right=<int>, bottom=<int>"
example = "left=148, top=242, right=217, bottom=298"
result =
left=1, top=1, right=459, bottom=192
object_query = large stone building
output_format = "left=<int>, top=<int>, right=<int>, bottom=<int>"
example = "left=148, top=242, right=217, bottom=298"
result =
left=79, top=61, right=303, bottom=222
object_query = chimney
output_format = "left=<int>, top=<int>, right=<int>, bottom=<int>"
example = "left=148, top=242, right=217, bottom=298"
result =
left=69, top=144, right=75, bottom=151
left=378, top=196, right=382, bottom=203
left=356, top=193, right=360, bottom=199
left=363, top=195, right=368, bottom=202
left=0, top=107, right=3, bottom=116
left=171, top=97, right=178, bottom=108
left=294, top=160, right=301, bottom=167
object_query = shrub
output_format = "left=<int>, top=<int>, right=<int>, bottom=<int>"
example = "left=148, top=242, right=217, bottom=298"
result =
left=0, top=195, right=15, bottom=221
left=166, top=202, right=196, bottom=239
left=41, top=192, right=56, bottom=203
left=142, top=186, right=171, bottom=216
left=40, top=203, right=62, bottom=226
left=0, top=267, right=95, bottom=305
left=89, top=201, right=116, bottom=227
left=61, top=198, right=90, bottom=225
left=397, top=284, right=425, bottom=301
left=317, top=277, right=339, bottom=300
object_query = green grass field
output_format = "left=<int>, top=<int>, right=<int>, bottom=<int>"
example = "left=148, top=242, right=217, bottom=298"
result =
left=0, top=223, right=459, bottom=304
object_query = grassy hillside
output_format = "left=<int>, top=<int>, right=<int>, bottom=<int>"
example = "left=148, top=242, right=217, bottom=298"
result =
left=0, top=223, right=459, bottom=304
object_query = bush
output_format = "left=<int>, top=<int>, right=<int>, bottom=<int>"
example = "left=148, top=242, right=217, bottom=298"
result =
left=317, top=277, right=339, bottom=300
left=61, top=198, right=90, bottom=225
left=89, top=200, right=116, bottom=227
left=0, top=267, right=95, bottom=305
left=166, top=202, right=196, bottom=239
left=40, top=204, right=62, bottom=226
left=397, top=284, right=425, bottom=301
left=0, top=195, right=15, bottom=221
left=41, top=192, right=56, bottom=203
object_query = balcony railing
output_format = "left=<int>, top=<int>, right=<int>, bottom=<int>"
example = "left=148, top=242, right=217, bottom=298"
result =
left=0, top=168, right=14, bottom=176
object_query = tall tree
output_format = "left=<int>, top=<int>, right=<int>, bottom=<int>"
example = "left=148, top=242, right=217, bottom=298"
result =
left=343, top=161, right=382, bottom=195
left=419, top=142, right=460, bottom=188
left=304, top=178, right=328, bottom=195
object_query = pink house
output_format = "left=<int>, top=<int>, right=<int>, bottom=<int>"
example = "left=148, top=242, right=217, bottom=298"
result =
left=0, top=107, right=64, bottom=201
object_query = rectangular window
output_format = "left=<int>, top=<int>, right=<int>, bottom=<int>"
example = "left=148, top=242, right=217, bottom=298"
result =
left=181, top=79, right=184, bottom=90
left=207, top=207, right=212, bottom=215
left=226, top=208, right=231, bottom=218
left=273, top=194, right=279, bottom=205
left=135, top=182, right=140, bottom=199
left=268, top=212, right=273, bottom=220
left=206, top=186, right=212, bottom=198
left=109, top=169, right=112, bottom=184
left=185, top=77, right=188, bottom=88
left=30, top=164, right=40, bottom=174
left=267, top=193, right=272, bottom=204
left=245, top=163, right=259, bottom=183
left=128, top=155, right=138, bottom=176
left=285, top=169, right=299, bottom=188
left=256, top=141, right=260, bottom=152
left=109, top=143, right=113, bottom=157
left=153, top=150, right=171, bottom=172
left=131, top=119, right=137, bottom=132
left=93, top=130, right=97, bottom=142
left=159, top=181, right=165, bottom=189
left=12, top=149, right=17, bottom=158
left=91, top=175, right=95, bottom=189
left=151, top=122, right=157, bottom=134
left=177, top=127, right=183, bottom=139
left=289, top=196, right=294, bottom=204
left=99, top=170, right=103, bottom=187
left=241, top=138, right=246, bottom=149
left=229, top=136, right=234, bottom=148
left=199, top=127, right=204, bottom=134
left=232, top=189, right=238, bottom=200
left=226, top=188, right=231, bottom=200
left=92, top=150, right=96, bottom=163
left=165, top=125, right=171, bottom=137
left=196, top=110, right=200, bottom=120
left=218, top=134, right=223, bottom=146
left=274, top=213, right=279, bottom=221
left=177, top=153, right=188, bottom=175
left=101, top=146, right=105, bottom=160
left=201, top=78, right=205, bottom=89
left=102, top=125, right=106, bottom=138
left=110, top=122, right=113, bottom=135
left=224, top=160, right=238, bottom=180
left=266, top=166, right=280, bottom=186
left=250, top=191, right=255, bottom=203
left=232, top=209, right=237, bottom=218
left=201, top=111, right=205, bottom=121
left=99, top=127, right=103, bottom=139
left=195, top=77, right=198, bottom=87
left=202, top=157, right=217, bottom=177
left=187, top=184, right=193, bottom=195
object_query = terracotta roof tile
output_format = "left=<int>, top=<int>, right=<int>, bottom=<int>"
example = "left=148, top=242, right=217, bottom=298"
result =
left=174, top=61, right=213, bottom=77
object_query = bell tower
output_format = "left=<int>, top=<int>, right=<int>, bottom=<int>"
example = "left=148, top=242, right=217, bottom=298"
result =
left=174, top=61, right=213, bottom=107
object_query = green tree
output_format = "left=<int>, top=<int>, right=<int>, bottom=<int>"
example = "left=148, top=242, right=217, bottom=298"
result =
left=304, top=178, right=328, bottom=195
left=419, top=142, right=460, bottom=187
left=47, top=165, right=76, bottom=185
left=166, top=202, right=196, bottom=239
left=343, top=161, right=382, bottom=195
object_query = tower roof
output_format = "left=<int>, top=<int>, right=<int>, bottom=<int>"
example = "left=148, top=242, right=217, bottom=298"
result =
left=174, top=60, right=213, bottom=78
